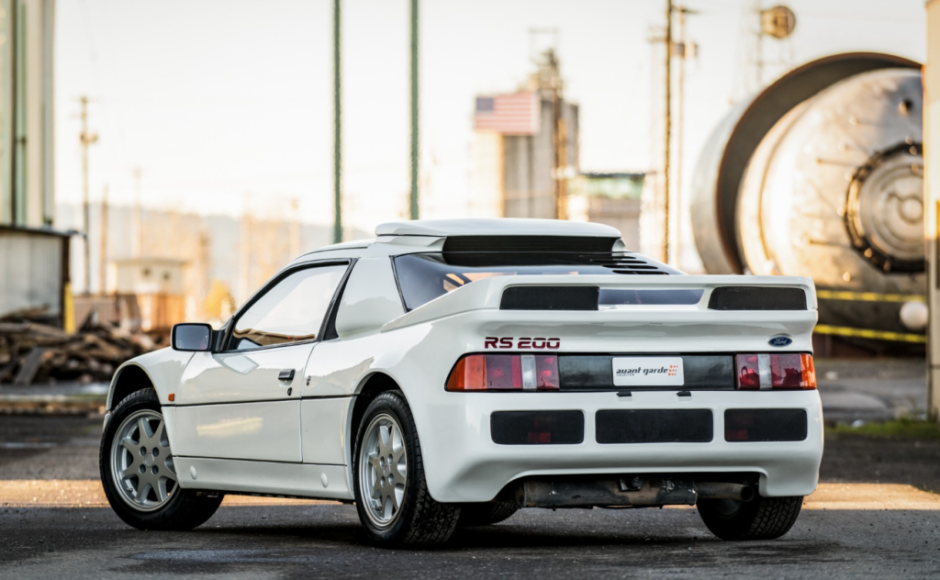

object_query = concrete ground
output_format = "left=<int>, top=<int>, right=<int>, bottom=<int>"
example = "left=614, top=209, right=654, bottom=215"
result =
left=1, top=358, right=939, bottom=578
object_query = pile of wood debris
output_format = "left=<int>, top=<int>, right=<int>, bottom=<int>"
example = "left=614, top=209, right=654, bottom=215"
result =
left=0, top=313, right=156, bottom=387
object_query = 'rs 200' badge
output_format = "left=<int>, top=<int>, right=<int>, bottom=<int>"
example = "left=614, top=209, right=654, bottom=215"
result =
left=769, top=336, right=792, bottom=347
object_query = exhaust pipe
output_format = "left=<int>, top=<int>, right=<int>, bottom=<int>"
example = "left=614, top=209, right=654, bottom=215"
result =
left=696, top=482, right=755, bottom=502
left=515, top=477, right=755, bottom=508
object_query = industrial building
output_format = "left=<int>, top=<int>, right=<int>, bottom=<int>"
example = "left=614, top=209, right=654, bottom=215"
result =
left=0, top=0, right=65, bottom=327
left=470, top=49, right=643, bottom=244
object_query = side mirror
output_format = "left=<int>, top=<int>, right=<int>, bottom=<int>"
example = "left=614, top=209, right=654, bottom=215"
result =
left=171, top=323, right=213, bottom=352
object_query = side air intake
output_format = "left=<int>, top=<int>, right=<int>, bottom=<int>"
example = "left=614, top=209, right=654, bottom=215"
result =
left=707, top=287, right=807, bottom=311
left=500, top=286, right=599, bottom=311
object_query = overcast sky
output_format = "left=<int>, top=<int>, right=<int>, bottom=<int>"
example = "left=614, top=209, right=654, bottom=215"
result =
left=55, top=0, right=926, bottom=237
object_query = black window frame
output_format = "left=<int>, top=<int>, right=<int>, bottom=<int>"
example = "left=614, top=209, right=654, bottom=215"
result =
left=219, top=259, right=355, bottom=353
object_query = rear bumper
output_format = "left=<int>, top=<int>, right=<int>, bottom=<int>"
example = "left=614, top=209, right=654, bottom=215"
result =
left=415, top=389, right=823, bottom=503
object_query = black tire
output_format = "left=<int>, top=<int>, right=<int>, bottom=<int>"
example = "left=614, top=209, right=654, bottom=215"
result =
left=100, top=388, right=223, bottom=531
left=697, top=495, right=803, bottom=540
left=352, top=390, right=461, bottom=547
left=457, top=501, right=518, bottom=526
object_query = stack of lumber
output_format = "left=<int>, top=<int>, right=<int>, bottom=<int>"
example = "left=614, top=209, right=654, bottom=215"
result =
left=0, top=317, right=155, bottom=387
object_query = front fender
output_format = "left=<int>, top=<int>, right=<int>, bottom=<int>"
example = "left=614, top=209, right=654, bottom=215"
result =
left=106, top=348, right=195, bottom=411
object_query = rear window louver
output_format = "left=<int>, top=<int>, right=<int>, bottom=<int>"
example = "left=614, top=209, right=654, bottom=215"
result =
left=584, top=254, right=670, bottom=275
left=500, top=286, right=599, bottom=311
left=707, top=287, right=807, bottom=311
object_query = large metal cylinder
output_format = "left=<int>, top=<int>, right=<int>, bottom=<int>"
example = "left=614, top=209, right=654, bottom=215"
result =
left=691, top=53, right=925, bottom=346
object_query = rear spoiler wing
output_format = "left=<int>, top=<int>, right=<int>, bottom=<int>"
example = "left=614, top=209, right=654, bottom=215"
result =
left=382, top=275, right=816, bottom=333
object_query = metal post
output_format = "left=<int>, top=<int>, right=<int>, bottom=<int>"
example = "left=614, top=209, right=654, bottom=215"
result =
left=926, top=0, right=940, bottom=420
left=332, top=0, right=343, bottom=244
left=132, top=168, right=142, bottom=257
left=674, top=6, right=689, bottom=267
left=409, top=0, right=420, bottom=220
left=662, top=0, right=673, bottom=264
left=79, top=96, right=97, bottom=294
left=99, top=185, right=108, bottom=295
left=8, top=0, right=16, bottom=224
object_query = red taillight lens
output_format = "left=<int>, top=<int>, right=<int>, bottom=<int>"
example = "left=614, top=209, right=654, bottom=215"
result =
left=735, top=354, right=760, bottom=390
left=446, top=354, right=560, bottom=391
left=734, top=353, right=816, bottom=390
left=535, top=356, right=559, bottom=389
left=484, top=354, right=522, bottom=389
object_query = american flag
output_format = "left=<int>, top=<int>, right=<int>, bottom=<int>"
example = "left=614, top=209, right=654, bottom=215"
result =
left=474, top=92, right=540, bottom=135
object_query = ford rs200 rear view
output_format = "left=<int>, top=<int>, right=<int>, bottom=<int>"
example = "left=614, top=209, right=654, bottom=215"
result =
left=100, top=218, right=822, bottom=547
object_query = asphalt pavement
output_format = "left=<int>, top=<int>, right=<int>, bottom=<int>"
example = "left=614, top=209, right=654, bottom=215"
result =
left=1, top=358, right=939, bottom=579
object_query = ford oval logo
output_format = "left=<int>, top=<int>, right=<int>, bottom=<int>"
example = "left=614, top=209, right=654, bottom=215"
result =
left=769, top=336, right=792, bottom=347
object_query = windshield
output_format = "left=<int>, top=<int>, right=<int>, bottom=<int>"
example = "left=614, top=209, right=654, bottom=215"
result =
left=393, top=252, right=683, bottom=310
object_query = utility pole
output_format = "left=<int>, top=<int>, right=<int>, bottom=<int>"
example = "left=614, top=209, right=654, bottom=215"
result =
left=99, top=185, right=108, bottom=295
left=289, top=198, right=301, bottom=259
left=332, top=0, right=343, bottom=244
left=132, top=167, right=143, bottom=257
left=662, top=0, right=673, bottom=265
left=674, top=6, right=696, bottom=267
left=409, top=0, right=420, bottom=220
left=548, top=50, right=568, bottom=221
left=79, top=96, right=98, bottom=294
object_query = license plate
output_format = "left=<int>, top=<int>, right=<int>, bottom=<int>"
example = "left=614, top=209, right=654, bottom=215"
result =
left=612, top=357, right=685, bottom=387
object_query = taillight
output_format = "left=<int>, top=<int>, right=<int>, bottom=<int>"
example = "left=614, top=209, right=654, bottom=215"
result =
left=734, top=354, right=815, bottom=390
left=446, top=354, right=560, bottom=391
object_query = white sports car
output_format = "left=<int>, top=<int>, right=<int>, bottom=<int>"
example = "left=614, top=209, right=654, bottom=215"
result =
left=99, top=219, right=823, bottom=546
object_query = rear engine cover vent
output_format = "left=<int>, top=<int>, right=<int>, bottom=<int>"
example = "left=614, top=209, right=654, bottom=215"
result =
left=500, top=286, right=599, bottom=311
left=585, top=254, right=671, bottom=275
left=708, top=287, right=807, bottom=310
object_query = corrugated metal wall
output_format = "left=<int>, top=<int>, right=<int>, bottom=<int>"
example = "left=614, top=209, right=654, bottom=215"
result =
left=0, top=230, right=63, bottom=321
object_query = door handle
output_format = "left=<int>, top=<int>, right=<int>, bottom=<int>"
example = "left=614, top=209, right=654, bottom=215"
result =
left=278, top=369, right=295, bottom=382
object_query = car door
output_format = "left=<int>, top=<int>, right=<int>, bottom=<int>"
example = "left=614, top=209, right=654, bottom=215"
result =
left=173, top=262, right=349, bottom=463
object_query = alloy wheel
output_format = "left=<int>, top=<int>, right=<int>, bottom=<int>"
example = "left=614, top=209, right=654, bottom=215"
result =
left=110, top=409, right=178, bottom=512
left=358, top=413, right=408, bottom=528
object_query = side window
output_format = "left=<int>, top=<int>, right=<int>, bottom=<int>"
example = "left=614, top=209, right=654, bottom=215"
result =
left=231, top=265, right=347, bottom=350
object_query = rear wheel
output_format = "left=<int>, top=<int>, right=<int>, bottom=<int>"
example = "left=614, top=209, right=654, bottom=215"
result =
left=100, top=388, right=223, bottom=530
left=457, top=501, right=518, bottom=526
left=697, top=495, right=803, bottom=540
left=352, top=390, right=460, bottom=547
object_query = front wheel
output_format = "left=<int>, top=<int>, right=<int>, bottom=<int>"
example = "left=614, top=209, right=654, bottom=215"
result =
left=100, top=388, right=223, bottom=530
left=697, top=495, right=803, bottom=540
left=352, top=390, right=460, bottom=547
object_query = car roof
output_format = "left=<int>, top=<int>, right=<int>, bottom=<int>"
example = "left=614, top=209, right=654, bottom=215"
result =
left=374, top=218, right=621, bottom=238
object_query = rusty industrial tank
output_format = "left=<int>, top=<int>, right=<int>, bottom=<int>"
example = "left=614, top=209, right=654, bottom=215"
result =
left=691, top=53, right=925, bottom=351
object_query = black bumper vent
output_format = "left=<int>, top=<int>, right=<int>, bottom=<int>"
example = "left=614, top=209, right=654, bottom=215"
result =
left=725, top=409, right=808, bottom=442
left=596, top=409, right=713, bottom=443
left=708, top=287, right=807, bottom=311
left=491, top=411, right=584, bottom=445
left=500, top=286, right=599, bottom=311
